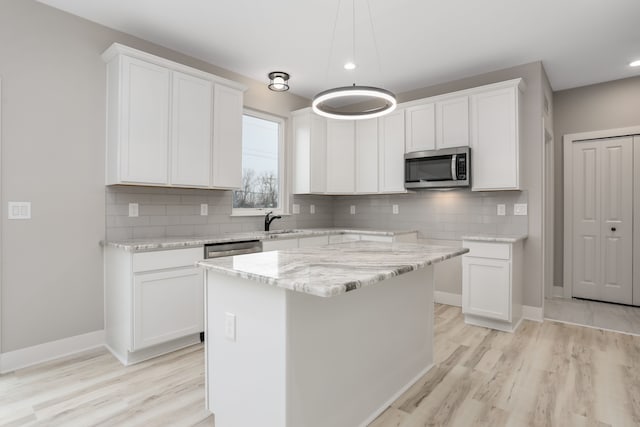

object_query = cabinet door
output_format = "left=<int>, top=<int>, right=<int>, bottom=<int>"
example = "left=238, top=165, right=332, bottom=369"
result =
left=309, top=114, right=327, bottom=193
left=120, top=56, right=170, bottom=184
left=462, top=257, right=511, bottom=321
left=355, top=119, right=379, bottom=193
left=470, top=87, right=519, bottom=190
left=436, top=96, right=469, bottom=148
left=298, top=236, right=329, bottom=247
left=405, top=103, right=436, bottom=153
left=262, top=239, right=299, bottom=251
left=212, top=84, right=243, bottom=189
left=132, top=267, right=204, bottom=350
left=171, top=72, right=213, bottom=187
left=326, top=120, right=355, bottom=193
left=378, top=110, right=406, bottom=192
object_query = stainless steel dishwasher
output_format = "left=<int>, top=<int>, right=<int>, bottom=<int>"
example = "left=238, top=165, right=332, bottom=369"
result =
left=204, top=240, right=263, bottom=259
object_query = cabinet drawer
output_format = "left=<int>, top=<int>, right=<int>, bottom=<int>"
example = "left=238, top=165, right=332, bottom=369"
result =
left=463, top=241, right=510, bottom=260
left=262, top=239, right=298, bottom=251
left=133, top=247, right=204, bottom=272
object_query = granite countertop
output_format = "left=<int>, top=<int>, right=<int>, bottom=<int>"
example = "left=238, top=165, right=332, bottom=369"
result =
left=197, top=241, right=468, bottom=298
left=461, top=234, right=528, bottom=243
left=104, top=228, right=418, bottom=252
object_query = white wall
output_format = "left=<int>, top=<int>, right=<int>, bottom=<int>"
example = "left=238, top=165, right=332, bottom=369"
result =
left=0, top=0, right=309, bottom=352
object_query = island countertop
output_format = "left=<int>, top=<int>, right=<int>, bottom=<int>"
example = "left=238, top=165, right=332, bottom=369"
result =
left=197, top=241, right=468, bottom=297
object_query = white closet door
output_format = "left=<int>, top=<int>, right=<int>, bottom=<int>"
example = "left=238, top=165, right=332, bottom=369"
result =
left=572, top=137, right=633, bottom=304
left=634, top=136, right=640, bottom=306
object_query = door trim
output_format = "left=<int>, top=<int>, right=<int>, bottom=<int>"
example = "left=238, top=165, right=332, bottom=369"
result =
left=563, top=126, right=640, bottom=300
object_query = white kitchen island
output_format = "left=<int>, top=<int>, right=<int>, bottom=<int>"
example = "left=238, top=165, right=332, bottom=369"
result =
left=198, top=241, right=467, bottom=427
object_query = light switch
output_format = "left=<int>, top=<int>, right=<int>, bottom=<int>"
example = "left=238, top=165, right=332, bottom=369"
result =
left=514, top=203, right=528, bottom=216
left=497, top=204, right=506, bottom=216
left=292, top=204, right=300, bottom=214
left=310, top=204, right=316, bottom=214
left=8, top=202, right=31, bottom=220
left=392, top=204, right=399, bottom=215
left=225, top=312, right=236, bottom=341
left=128, top=203, right=139, bottom=217
left=200, top=204, right=208, bottom=216
left=350, top=205, right=356, bottom=215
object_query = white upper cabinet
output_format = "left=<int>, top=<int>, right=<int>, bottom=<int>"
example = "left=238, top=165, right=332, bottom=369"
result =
left=292, top=109, right=326, bottom=194
left=436, top=96, right=469, bottom=148
left=171, top=72, right=213, bottom=187
left=112, top=56, right=171, bottom=185
left=378, top=109, right=406, bottom=193
left=355, top=119, right=379, bottom=193
left=326, top=120, right=355, bottom=193
left=470, top=81, right=523, bottom=191
left=212, top=84, right=243, bottom=189
left=103, top=43, right=246, bottom=189
left=405, top=103, right=436, bottom=153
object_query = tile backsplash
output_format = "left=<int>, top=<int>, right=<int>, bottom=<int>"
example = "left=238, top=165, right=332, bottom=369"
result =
left=106, top=186, right=527, bottom=242
left=333, top=190, right=528, bottom=240
left=105, top=186, right=334, bottom=241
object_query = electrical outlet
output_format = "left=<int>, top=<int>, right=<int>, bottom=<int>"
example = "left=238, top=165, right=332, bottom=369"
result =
left=225, top=312, right=236, bottom=341
left=292, top=204, right=300, bottom=214
left=497, top=204, right=506, bottom=216
left=200, top=204, right=208, bottom=216
left=128, top=203, right=139, bottom=217
left=310, top=204, right=316, bottom=214
left=8, top=202, right=31, bottom=220
left=514, top=203, right=528, bottom=216
left=392, top=204, right=399, bottom=215
left=350, top=205, right=356, bottom=215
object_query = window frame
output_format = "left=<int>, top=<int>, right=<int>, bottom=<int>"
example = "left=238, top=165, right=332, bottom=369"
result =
left=231, top=109, right=287, bottom=217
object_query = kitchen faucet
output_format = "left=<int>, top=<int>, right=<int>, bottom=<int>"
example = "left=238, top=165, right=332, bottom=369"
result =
left=264, top=211, right=282, bottom=231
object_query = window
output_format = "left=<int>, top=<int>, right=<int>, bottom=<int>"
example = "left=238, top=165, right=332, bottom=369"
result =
left=232, top=111, right=285, bottom=215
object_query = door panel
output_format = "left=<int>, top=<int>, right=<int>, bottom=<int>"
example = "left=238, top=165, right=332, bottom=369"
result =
left=572, top=137, right=633, bottom=304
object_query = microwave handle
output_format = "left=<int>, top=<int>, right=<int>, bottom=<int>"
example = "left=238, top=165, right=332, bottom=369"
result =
left=451, top=154, right=458, bottom=181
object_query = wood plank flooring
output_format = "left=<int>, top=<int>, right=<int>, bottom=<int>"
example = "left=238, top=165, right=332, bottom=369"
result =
left=1, top=305, right=639, bottom=426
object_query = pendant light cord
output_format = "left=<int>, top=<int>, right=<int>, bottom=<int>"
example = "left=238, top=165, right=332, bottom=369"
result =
left=324, top=0, right=343, bottom=85
left=352, top=0, right=356, bottom=84
left=365, top=0, right=383, bottom=75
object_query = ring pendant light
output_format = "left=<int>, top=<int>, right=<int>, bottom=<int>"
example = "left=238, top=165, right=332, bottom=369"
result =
left=312, top=0, right=396, bottom=120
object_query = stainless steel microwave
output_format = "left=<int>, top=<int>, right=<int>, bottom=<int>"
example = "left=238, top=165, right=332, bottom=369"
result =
left=404, top=146, right=470, bottom=189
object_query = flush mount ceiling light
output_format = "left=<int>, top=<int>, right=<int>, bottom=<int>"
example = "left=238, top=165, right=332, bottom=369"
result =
left=268, top=71, right=290, bottom=92
left=630, top=60, right=640, bottom=67
left=312, top=0, right=396, bottom=120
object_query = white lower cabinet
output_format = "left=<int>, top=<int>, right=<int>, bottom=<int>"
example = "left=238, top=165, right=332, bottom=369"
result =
left=133, top=267, right=203, bottom=350
left=262, top=239, right=299, bottom=251
left=105, top=246, right=205, bottom=365
left=462, top=240, right=523, bottom=332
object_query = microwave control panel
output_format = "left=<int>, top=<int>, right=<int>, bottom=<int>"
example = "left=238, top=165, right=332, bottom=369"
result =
left=457, top=155, right=467, bottom=180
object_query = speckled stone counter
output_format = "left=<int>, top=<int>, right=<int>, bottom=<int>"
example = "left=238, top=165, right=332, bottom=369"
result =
left=461, top=234, right=528, bottom=243
left=105, top=228, right=418, bottom=252
left=198, top=241, right=468, bottom=297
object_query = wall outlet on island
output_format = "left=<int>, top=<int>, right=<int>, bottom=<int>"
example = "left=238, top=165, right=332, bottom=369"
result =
left=310, top=204, right=316, bottom=214
left=292, top=204, right=300, bottom=214
left=497, top=204, right=506, bottom=216
left=225, top=312, right=236, bottom=342
left=392, top=204, right=399, bottom=215
left=350, top=205, right=356, bottom=215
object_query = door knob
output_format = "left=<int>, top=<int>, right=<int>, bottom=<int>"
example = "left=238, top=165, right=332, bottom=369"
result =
left=611, top=227, right=617, bottom=232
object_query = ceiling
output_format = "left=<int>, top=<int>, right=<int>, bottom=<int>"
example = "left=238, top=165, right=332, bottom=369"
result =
left=37, top=0, right=640, bottom=99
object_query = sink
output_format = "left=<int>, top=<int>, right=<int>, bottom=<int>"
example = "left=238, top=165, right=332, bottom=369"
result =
left=264, top=229, right=301, bottom=239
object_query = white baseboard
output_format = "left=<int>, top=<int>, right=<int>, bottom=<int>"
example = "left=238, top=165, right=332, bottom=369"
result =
left=0, top=330, right=105, bottom=374
left=434, top=291, right=462, bottom=307
left=552, top=286, right=565, bottom=298
left=522, top=305, right=544, bottom=322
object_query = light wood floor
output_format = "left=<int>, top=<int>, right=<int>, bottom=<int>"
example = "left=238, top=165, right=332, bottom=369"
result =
left=1, top=305, right=639, bottom=426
